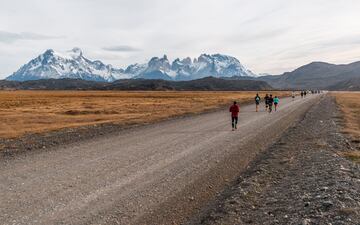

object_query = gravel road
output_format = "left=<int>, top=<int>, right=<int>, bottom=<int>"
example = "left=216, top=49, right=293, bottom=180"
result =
left=0, top=94, right=321, bottom=225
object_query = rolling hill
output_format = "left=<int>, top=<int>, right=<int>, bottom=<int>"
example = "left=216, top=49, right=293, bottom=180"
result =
left=259, top=61, right=360, bottom=90
left=0, top=77, right=272, bottom=91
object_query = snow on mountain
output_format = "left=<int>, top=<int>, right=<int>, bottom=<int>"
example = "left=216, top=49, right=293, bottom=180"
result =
left=7, top=49, right=257, bottom=82
left=133, top=53, right=256, bottom=80
left=134, top=55, right=177, bottom=80
left=192, top=54, right=256, bottom=79
left=6, top=48, right=129, bottom=82
left=124, top=63, right=147, bottom=76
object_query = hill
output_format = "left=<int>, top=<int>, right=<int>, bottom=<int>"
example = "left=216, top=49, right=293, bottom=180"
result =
left=328, top=77, right=360, bottom=91
left=259, top=61, right=360, bottom=90
left=0, top=79, right=108, bottom=90
left=0, top=77, right=272, bottom=91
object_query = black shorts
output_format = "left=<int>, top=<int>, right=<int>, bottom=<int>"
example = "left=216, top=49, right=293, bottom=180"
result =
left=231, top=117, right=238, bottom=124
left=255, top=101, right=260, bottom=105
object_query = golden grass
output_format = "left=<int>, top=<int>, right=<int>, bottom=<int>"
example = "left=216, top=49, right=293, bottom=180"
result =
left=333, top=92, right=360, bottom=141
left=340, top=151, right=360, bottom=163
left=333, top=92, right=360, bottom=163
left=0, top=91, right=289, bottom=138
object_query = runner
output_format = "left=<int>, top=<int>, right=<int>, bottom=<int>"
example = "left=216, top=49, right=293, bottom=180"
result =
left=274, top=96, right=279, bottom=111
left=255, top=93, right=261, bottom=112
left=304, top=90, right=307, bottom=97
left=229, top=101, right=240, bottom=131
left=264, top=94, right=269, bottom=111
left=301, top=91, right=304, bottom=98
left=268, top=94, right=274, bottom=113
left=292, top=91, right=296, bottom=100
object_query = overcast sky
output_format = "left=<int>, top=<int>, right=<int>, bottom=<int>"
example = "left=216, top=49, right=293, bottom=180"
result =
left=1, top=0, right=360, bottom=78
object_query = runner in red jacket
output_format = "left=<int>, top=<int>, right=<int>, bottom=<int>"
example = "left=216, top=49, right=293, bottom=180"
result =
left=229, top=101, right=240, bottom=131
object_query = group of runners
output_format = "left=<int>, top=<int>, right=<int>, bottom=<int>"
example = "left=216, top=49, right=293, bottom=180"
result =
left=229, top=91, right=323, bottom=130
left=300, top=90, right=321, bottom=98
left=300, top=90, right=307, bottom=98
left=255, top=93, right=280, bottom=113
left=229, top=93, right=281, bottom=131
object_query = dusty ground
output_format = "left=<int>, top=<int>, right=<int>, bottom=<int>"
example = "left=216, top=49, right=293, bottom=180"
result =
left=193, top=95, right=360, bottom=225
left=0, top=94, right=317, bottom=225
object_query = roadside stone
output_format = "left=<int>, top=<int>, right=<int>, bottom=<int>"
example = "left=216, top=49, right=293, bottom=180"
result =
left=321, top=186, right=329, bottom=191
left=228, top=200, right=238, bottom=205
left=302, top=218, right=311, bottom=225
left=322, top=201, right=334, bottom=209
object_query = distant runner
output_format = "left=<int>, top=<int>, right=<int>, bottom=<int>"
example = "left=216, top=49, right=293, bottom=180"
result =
left=292, top=91, right=296, bottom=100
left=304, top=91, right=307, bottom=97
left=268, top=94, right=274, bottom=113
left=229, top=101, right=240, bottom=131
left=264, top=94, right=270, bottom=111
left=255, top=93, right=261, bottom=112
left=274, top=96, right=279, bottom=111
left=301, top=91, right=304, bottom=98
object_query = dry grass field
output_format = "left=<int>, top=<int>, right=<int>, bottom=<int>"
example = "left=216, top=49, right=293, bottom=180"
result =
left=0, top=91, right=289, bottom=139
left=333, top=92, right=360, bottom=163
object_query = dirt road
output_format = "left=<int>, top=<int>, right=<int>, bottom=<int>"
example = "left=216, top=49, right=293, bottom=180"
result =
left=0, top=94, right=321, bottom=225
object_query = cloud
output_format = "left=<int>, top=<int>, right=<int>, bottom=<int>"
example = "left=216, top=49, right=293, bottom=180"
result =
left=238, top=5, right=285, bottom=26
left=102, top=45, right=141, bottom=52
left=226, top=27, right=291, bottom=43
left=1, top=0, right=360, bottom=77
left=270, top=34, right=360, bottom=61
left=0, top=31, right=64, bottom=43
left=318, top=35, right=360, bottom=48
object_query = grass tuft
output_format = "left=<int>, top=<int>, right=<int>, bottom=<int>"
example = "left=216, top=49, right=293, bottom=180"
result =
left=340, top=151, right=360, bottom=163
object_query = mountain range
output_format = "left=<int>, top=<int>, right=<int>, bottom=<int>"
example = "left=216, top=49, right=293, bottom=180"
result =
left=6, top=48, right=256, bottom=82
left=4, top=48, right=360, bottom=90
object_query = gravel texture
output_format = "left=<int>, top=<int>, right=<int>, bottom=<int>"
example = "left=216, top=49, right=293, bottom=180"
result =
left=195, top=95, right=360, bottom=225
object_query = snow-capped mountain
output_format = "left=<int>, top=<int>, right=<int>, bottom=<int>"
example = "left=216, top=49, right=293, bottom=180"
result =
left=7, top=48, right=130, bottom=82
left=134, top=54, right=256, bottom=80
left=124, top=63, right=147, bottom=76
left=135, top=55, right=176, bottom=80
left=6, top=48, right=257, bottom=82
